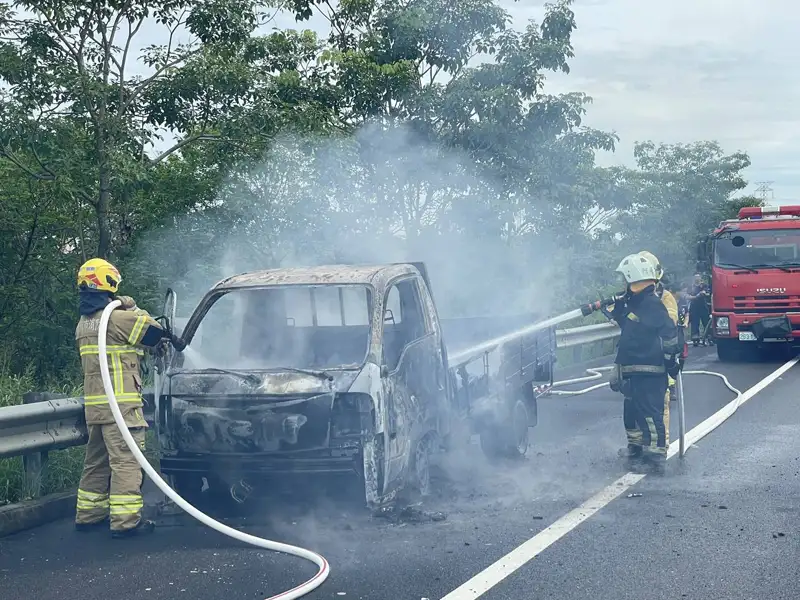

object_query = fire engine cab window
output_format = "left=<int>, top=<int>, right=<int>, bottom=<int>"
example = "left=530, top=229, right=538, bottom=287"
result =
left=191, top=285, right=371, bottom=370
left=383, top=278, right=427, bottom=371
left=715, top=229, right=800, bottom=268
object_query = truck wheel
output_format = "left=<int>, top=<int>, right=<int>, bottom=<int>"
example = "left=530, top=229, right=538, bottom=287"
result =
left=716, top=340, right=741, bottom=362
left=408, top=434, right=432, bottom=497
left=506, top=399, right=530, bottom=458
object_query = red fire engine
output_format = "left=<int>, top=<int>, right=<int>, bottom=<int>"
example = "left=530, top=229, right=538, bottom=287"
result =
left=699, top=205, right=800, bottom=361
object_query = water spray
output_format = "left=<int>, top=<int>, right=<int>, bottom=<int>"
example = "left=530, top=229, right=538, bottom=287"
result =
left=447, top=296, right=618, bottom=365
left=97, top=300, right=330, bottom=600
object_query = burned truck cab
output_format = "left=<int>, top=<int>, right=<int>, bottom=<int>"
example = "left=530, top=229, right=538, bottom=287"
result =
left=155, top=264, right=448, bottom=509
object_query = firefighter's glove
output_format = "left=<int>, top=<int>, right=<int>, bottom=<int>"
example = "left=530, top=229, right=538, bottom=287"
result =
left=610, top=300, right=627, bottom=323
left=116, top=295, right=138, bottom=310
left=169, top=333, right=187, bottom=352
left=664, top=354, right=681, bottom=378
left=153, top=340, right=168, bottom=358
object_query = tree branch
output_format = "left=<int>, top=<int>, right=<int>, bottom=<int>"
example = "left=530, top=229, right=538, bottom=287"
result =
left=124, top=47, right=201, bottom=113
left=0, top=148, right=55, bottom=181
left=37, top=11, right=80, bottom=61
left=118, top=15, right=145, bottom=111
left=123, top=13, right=195, bottom=113
left=147, top=133, right=221, bottom=166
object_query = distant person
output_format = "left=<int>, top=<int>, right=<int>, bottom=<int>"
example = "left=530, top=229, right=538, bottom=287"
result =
left=74, top=258, right=185, bottom=538
left=608, top=253, right=681, bottom=475
left=688, top=273, right=710, bottom=346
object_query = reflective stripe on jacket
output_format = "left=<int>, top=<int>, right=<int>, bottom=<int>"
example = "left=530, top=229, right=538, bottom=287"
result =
left=76, top=307, right=163, bottom=426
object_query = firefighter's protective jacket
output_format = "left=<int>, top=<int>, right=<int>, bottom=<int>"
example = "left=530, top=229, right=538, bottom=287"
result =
left=612, top=284, right=680, bottom=375
left=657, top=287, right=680, bottom=386
left=658, top=287, right=679, bottom=325
left=76, top=304, right=164, bottom=426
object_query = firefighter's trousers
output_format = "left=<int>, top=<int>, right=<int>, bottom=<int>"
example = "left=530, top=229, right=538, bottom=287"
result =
left=76, top=423, right=146, bottom=531
left=623, top=373, right=668, bottom=457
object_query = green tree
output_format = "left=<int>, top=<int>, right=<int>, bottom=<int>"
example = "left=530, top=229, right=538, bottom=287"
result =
left=286, top=0, right=617, bottom=245
left=611, top=141, right=752, bottom=282
left=0, top=0, right=291, bottom=258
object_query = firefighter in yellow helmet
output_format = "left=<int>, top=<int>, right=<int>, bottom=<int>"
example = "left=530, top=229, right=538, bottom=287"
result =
left=608, top=253, right=680, bottom=475
left=74, top=258, right=185, bottom=538
left=638, top=251, right=680, bottom=447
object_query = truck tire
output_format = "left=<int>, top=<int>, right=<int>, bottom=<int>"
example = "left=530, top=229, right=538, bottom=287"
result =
left=479, top=400, right=529, bottom=460
left=408, top=434, right=433, bottom=498
left=716, top=339, right=742, bottom=362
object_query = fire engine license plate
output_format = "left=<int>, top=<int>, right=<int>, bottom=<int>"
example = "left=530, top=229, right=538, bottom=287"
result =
left=739, top=332, right=756, bottom=341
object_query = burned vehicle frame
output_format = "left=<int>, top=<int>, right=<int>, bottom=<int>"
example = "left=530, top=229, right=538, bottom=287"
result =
left=152, top=263, right=556, bottom=510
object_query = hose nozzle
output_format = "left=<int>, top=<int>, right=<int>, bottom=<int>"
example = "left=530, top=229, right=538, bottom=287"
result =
left=169, top=332, right=187, bottom=352
left=580, top=295, right=622, bottom=316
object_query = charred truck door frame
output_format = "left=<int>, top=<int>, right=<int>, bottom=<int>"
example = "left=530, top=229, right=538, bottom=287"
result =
left=373, top=269, right=448, bottom=499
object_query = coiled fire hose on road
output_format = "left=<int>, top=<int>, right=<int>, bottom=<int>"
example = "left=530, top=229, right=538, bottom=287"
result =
left=98, top=300, right=330, bottom=600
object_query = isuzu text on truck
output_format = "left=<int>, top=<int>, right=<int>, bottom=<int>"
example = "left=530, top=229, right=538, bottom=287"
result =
left=150, top=263, right=556, bottom=510
left=698, top=205, right=800, bottom=361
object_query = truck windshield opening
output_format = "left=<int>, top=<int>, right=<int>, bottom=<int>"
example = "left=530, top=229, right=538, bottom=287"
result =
left=714, top=229, right=800, bottom=269
left=187, top=284, right=372, bottom=371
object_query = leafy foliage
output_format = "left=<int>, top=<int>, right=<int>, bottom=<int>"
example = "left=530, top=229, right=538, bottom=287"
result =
left=0, top=0, right=757, bottom=384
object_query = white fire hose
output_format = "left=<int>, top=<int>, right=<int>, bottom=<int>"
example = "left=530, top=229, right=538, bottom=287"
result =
left=98, top=300, right=330, bottom=600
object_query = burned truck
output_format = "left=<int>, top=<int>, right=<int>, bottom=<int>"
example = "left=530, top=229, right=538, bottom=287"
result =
left=153, top=263, right=556, bottom=509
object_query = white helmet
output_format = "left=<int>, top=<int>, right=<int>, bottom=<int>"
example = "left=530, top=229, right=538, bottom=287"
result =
left=637, top=250, right=663, bottom=281
left=616, top=253, right=659, bottom=284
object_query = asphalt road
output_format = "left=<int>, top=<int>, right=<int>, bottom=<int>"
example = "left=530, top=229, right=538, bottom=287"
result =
left=2, top=345, right=798, bottom=600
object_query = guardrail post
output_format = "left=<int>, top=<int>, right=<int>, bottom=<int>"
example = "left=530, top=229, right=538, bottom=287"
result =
left=21, top=392, right=67, bottom=499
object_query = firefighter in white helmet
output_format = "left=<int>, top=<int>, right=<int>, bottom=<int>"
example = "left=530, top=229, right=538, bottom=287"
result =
left=608, top=253, right=681, bottom=474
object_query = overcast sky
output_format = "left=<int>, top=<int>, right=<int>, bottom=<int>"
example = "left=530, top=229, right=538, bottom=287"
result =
left=511, top=0, right=799, bottom=203
left=135, top=0, right=797, bottom=202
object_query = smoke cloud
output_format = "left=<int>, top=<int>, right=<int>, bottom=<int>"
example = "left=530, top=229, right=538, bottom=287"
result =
left=131, top=120, right=563, bottom=325
left=135, top=119, right=596, bottom=525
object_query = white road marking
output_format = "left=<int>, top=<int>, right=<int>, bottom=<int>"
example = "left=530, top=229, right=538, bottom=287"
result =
left=440, top=357, right=799, bottom=600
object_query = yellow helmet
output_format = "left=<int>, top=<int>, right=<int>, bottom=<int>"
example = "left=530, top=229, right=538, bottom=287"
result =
left=637, top=251, right=663, bottom=281
left=77, top=258, right=121, bottom=293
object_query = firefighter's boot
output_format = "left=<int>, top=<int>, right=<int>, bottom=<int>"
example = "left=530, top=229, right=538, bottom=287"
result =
left=111, top=519, right=155, bottom=539
left=618, top=444, right=643, bottom=460
left=642, top=452, right=666, bottom=476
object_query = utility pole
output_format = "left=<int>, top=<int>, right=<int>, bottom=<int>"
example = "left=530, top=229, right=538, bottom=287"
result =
left=754, top=181, right=774, bottom=201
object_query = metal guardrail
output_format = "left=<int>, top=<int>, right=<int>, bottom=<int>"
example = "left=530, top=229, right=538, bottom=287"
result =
left=0, top=322, right=620, bottom=498
left=0, top=394, right=86, bottom=459
left=556, top=322, right=619, bottom=347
